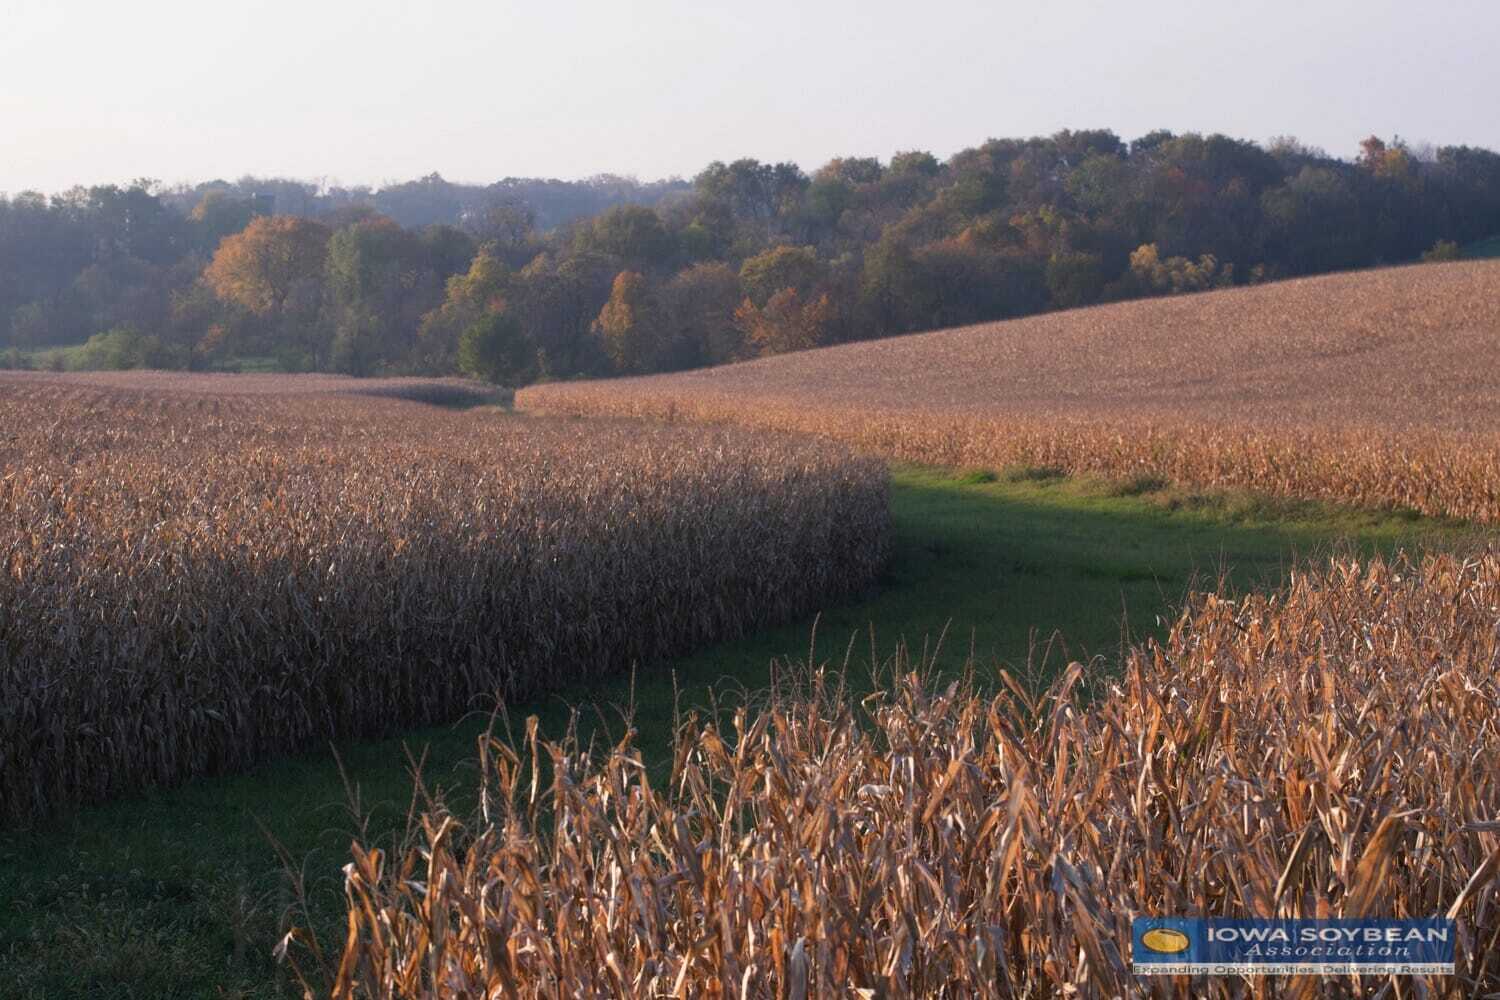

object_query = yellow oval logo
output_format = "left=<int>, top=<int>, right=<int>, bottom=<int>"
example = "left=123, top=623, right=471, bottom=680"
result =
left=1141, top=928, right=1191, bottom=954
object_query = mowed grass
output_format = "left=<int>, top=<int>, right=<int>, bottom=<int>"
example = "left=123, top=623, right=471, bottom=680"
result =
left=0, top=466, right=1479, bottom=998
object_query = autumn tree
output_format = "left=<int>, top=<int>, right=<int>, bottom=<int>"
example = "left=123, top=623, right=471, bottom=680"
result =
left=1360, top=135, right=1415, bottom=181
left=592, top=270, right=662, bottom=373
left=738, top=245, right=825, bottom=306
left=417, top=249, right=511, bottom=368
left=203, top=215, right=330, bottom=319
left=1128, top=243, right=1231, bottom=294
left=734, top=287, right=833, bottom=357
left=203, top=215, right=332, bottom=365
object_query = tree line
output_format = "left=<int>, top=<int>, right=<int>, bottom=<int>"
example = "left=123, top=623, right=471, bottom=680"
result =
left=3, top=130, right=1498, bottom=381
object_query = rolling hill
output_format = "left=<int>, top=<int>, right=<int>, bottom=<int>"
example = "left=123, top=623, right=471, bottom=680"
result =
left=520, top=261, right=1500, bottom=520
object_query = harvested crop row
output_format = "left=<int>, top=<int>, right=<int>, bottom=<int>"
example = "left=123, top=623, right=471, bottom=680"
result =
left=0, top=380, right=889, bottom=826
left=518, top=261, right=1500, bottom=522
left=325, top=551, right=1500, bottom=997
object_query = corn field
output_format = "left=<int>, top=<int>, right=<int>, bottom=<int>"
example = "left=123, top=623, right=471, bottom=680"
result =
left=518, top=261, right=1500, bottom=522
left=0, top=377, right=889, bottom=826
left=319, top=551, right=1500, bottom=998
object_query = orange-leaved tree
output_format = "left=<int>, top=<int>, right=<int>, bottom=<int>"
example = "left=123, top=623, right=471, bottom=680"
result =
left=734, top=287, right=833, bottom=357
left=204, top=215, right=331, bottom=318
left=592, top=270, right=662, bottom=373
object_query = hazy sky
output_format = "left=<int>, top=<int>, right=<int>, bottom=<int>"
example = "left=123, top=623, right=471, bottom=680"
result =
left=2, top=0, right=1497, bottom=193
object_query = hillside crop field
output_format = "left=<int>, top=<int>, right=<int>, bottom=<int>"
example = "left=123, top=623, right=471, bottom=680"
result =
left=0, top=373, right=888, bottom=826
left=520, top=261, right=1500, bottom=521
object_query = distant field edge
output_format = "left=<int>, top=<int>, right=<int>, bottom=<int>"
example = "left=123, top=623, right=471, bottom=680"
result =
left=515, top=392, right=1500, bottom=526
left=0, top=369, right=510, bottom=408
left=520, top=259, right=1500, bottom=525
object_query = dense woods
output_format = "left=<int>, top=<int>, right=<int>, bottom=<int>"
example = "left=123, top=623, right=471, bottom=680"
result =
left=4, top=130, right=1499, bottom=381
